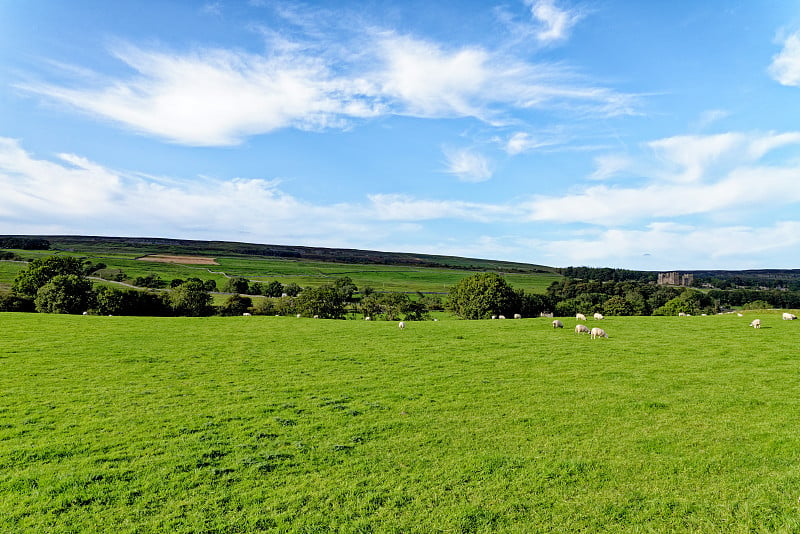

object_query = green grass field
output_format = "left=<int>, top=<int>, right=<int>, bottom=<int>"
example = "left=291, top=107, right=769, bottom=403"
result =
left=2, top=312, right=800, bottom=532
left=1, top=252, right=561, bottom=295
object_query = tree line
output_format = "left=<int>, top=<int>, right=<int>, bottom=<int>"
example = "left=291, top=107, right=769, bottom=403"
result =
left=3, top=258, right=798, bottom=319
left=0, top=256, right=444, bottom=319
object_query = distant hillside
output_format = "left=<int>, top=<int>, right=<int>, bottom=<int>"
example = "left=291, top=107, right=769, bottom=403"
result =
left=1, top=235, right=558, bottom=274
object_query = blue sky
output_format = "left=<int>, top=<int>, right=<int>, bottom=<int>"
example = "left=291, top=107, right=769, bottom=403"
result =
left=2, top=1, right=800, bottom=269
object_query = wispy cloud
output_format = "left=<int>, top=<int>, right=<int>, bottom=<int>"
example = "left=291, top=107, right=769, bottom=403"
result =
left=18, top=14, right=635, bottom=146
left=0, top=138, right=515, bottom=242
left=532, top=221, right=800, bottom=269
left=19, top=45, right=384, bottom=146
left=526, top=0, right=583, bottom=44
left=443, top=147, right=493, bottom=182
left=769, top=31, right=800, bottom=86
left=529, top=131, right=800, bottom=224
left=504, top=131, right=563, bottom=154
left=367, top=193, right=511, bottom=222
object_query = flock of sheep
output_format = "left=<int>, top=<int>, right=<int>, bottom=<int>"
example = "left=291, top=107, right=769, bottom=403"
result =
left=750, top=312, right=797, bottom=329
left=283, top=310, right=798, bottom=336
left=552, top=312, right=608, bottom=339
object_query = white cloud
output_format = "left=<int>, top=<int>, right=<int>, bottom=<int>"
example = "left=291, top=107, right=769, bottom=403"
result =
left=589, top=154, right=632, bottom=180
left=0, top=138, right=519, bottom=245
left=769, top=31, right=800, bottom=86
left=443, top=147, right=493, bottom=182
left=527, top=164, right=800, bottom=225
left=505, top=131, right=563, bottom=154
left=20, top=45, right=385, bottom=146
left=646, top=133, right=744, bottom=183
left=527, top=0, right=583, bottom=44
left=534, top=221, right=800, bottom=269
left=0, top=138, right=369, bottom=243
left=19, top=20, right=636, bottom=146
left=367, top=193, right=513, bottom=222
left=528, top=131, right=800, bottom=225
left=692, top=109, right=730, bottom=130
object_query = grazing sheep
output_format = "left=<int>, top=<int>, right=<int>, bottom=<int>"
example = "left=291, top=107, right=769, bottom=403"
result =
left=783, top=312, right=797, bottom=320
left=514, top=313, right=522, bottom=319
left=750, top=319, right=761, bottom=329
left=398, top=321, right=405, bottom=329
left=491, top=315, right=497, bottom=320
left=365, top=316, right=371, bottom=321
left=242, top=312, right=251, bottom=316
left=593, top=313, right=604, bottom=320
left=313, top=315, right=319, bottom=319
left=552, top=319, right=564, bottom=328
left=737, top=313, right=743, bottom=317
left=575, top=324, right=590, bottom=334
left=590, top=327, right=608, bottom=339
left=576, top=313, right=586, bottom=321
left=678, top=312, right=687, bottom=317
left=296, top=314, right=301, bottom=318
left=498, top=315, right=506, bottom=319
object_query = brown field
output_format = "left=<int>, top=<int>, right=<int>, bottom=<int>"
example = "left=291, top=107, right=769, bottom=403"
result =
left=137, top=254, right=219, bottom=265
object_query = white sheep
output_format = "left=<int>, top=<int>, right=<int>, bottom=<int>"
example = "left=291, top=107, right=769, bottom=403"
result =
left=365, top=316, right=371, bottom=321
left=576, top=313, right=586, bottom=321
left=398, top=321, right=405, bottom=329
left=575, top=324, right=590, bottom=334
left=498, top=315, right=506, bottom=319
left=313, top=315, right=319, bottom=319
left=296, top=313, right=301, bottom=318
left=591, top=327, right=608, bottom=339
left=678, top=312, right=687, bottom=317
left=782, top=312, right=797, bottom=320
left=737, top=313, right=743, bottom=317
left=552, top=319, right=564, bottom=328
left=514, top=313, right=522, bottom=319
left=491, top=315, right=497, bottom=320
left=593, top=313, right=604, bottom=320
left=750, top=319, right=761, bottom=329
left=242, top=312, right=251, bottom=316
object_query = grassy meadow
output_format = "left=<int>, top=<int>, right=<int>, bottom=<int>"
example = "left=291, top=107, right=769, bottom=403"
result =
left=2, top=311, right=800, bottom=532
left=0, top=253, right=561, bottom=295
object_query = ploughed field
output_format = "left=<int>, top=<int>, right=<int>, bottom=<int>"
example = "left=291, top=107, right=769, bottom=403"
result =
left=2, top=312, right=799, bottom=532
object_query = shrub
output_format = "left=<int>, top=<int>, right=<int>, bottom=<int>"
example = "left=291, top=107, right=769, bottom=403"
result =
left=218, top=294, right=253, bottom=316
left=446, top=273, right=519, bottom=320
left=170, top=281, right=213, bottom=317
left=34, top=274, right=95, bottom=314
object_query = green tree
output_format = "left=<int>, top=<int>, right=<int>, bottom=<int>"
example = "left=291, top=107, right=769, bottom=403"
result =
left=264, top=280, right=284, bottom=298
left=133, top=273, right=165, bottom=289
left=603, top=295, right=635, bottom=316
left=203, top=279, right=217, bottom=292
left=0, top=293, right=34, bottom=312
left=283, top=282, right=301, bottom=297
left=653, top=296, right=698, bottom=316
left=34, top=274, right=94, bottom=314
left=12, top=255, right=85, bottom=298
left=223, top=277, right=250, bottom=294
left=333, top=276, right=358, bottom=302
left=296, top=284, right=346, bottom=319
left=218, top=294, right=253, bottom=316
left=446, top=273, right=519, bottom=319
left=170, top=281, right=213, bottom=317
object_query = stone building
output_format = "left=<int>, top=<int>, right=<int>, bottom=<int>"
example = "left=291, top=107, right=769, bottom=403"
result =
left=658, top=272, right=694, bottom=286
